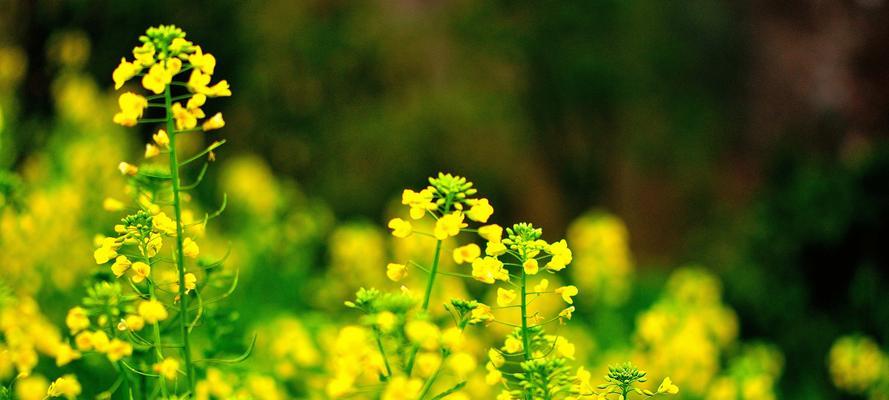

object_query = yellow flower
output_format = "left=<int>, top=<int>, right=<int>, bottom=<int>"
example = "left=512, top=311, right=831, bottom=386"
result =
left=74, top=332, right=94, bottom=351
left=47, top=374, right=81, bottom=399
left=142, top=63, right=171, bottom=94
left=386, top=263, right=407, bottom=282
left=112, top=58, right=140, bottom=89
left=165, top=57, right=182, bottom=76
left=180, top=272, right=197, bottom=294
left=118, top=315, right=145, bottom=332
left=188, top=46, right=216, bottom=75
left=65, top=307, right=90, bottom=334
left=388, top=218, right=413, bottom=238
left=103, top=197, right=126, bottom=211
left=145, top=143, right=161, bottom=158
left=470, top=303, right=495, bottom=324
left=131, top=262, right=151, bottom=283
left=402, top=188, right=436, bottom=219
left=406, top=320, right=440, bottom=351
left=465, top=198, right=494, bottom=222
left=111, top=255, right=132, bottom=277
left=205, top=80, right=231, bottom=97
left=488, top=348, right=505, bottom=368
left=183, top=237, right=200, bottom=258
left=172, top=102, right=197, bottom=130
left=376, top=311, right=397, bottom=333
left=555, top=337, right=575, bottom=359
left=146, top=233, right=163, bottom=257
left=382, top=376, right=423, bottom=400
left=478, top=224, right=503, bottom=243
left=546, top=239, right=573, bottom=271
left=496, top=390, right=513, bottom=400
left=452, top=243, right=481, bottom=264
left=54, top=344, right=81, bottom=367
left=496, top=288, right=517, bottom=306
left=94, top=237, right=120, bottom=264
left=153, top=358, right=180, bottom=380
left=138, top=299, right=168, bottom=324
left=118, top=161, right=138, bottom=176
left=187, top=93, right=206, bottom=109
left=113, top=92, right=148, bottom=126
left=132, top=42, right=156, bottom=67
left=503, top=337, right=523, bottom=353
left=106, top=339, right=133, bottom=362
left=169, top=37, right=193, bottom=55
left=91, top=331, right=110, bottom=352
left=486, top=362, right=503, bottom=385
left=441, top=327, right=464, bottom=350
left=523, top=258, right=539, bottom=275
left=555, top=285, right=578, bottom=304
left=486, top=241, right=507, bottom=256
left=559, top=306, right=575, bottom=321
left=471, top=256, right=508, bottom=284
left=533, top=278, right=549, bottom=293
left=202, top=112, right=225, bottom=131
left=152, top=212, right=177, bottom=236
left=658, top=377, right=679, bottom=394
left=153, top=129, right=170, bottom=148
left=187, top=69, right=211, bottom=93
left=434, top=212, right=466, bottom=240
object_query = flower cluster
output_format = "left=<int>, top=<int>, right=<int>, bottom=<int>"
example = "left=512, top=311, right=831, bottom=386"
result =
left=53, top=25, right=242, bottom=398
left=828, top=335, right=888, bottom=399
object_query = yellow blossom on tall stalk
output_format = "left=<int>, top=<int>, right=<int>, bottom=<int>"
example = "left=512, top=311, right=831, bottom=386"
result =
left=53, top=25, right=242, bottom=399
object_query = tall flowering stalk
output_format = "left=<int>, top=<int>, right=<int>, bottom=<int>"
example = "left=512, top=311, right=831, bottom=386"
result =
left=59, top=25, right=238, bottom=399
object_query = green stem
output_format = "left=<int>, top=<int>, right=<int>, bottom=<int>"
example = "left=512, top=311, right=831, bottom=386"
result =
left=165, top=83, right=195, bottom=392
left=417, top=352, right=448, bottom=400
left=374, top=328, right=392, bottom=378
left=406, top=197, right=452, bottom=375
left=520, top=256, right=532, bottom=400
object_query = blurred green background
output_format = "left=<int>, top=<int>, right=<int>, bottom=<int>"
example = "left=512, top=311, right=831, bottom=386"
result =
left=2, top=0, right=889, bottom=399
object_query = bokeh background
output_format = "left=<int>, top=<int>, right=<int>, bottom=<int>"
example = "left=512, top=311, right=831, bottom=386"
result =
left=1, top=1, right=889, bottom=399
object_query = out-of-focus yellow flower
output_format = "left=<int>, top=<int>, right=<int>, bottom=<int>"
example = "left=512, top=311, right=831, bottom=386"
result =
left=154, top=358, right=180, bottom=380
left=503, top=337, right=522, bottom=354
left=388, top=218, right=413, bottom=238
left=381, top=376, right=422, bottom=400
left=106, top=339, right=133, bottom=362
left=118, top=161, right=138, bottom=176
left=829, top=335, right=886, bottom=393
left=138, top=299, right=168, bottom=324
left=533, top=279, right=549, bottom=293
left=559, top=306, right=574, bottom=322
left=145, top=143, right=161, bottom=158
left=16, top=375, right=49, bottom=400
left=453, top=243, right=481, bottom=264
left=406, top=320, right=440, bottom=351
left=103, top=197, right=125, bottom=211
left=658, top=377, right=679, bottom=394
left=54, top=343, right=81, bottom=367
left=65, top=307, right=90, bottom=334
left=496, top=288, right=516, bottom=306
left=183, top=237, right=200, bottom=258
left=386, top=263, right=407, bottom=282
left=118, top=314, right=145, bottom=332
